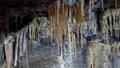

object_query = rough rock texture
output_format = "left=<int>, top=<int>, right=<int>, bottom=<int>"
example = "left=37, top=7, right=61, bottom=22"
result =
left=0, top=0, right=120, bottom=68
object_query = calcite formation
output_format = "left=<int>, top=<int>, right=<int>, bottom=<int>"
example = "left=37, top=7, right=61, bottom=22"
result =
left=0, top=0, right=120, bottom=68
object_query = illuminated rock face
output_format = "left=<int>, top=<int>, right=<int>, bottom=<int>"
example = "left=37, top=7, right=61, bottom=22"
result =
left=0, top=0, right=120, bottom=68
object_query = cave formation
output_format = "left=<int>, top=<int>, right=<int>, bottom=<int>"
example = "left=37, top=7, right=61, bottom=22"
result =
left=0, top=0, right=120, bottom=68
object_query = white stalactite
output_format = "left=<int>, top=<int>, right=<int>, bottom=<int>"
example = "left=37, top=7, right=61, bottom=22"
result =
left=14, top=34, right=19, bottom=67
left=19, top=31, right=23, bottom=57
left=4, top=36, right=13, bottom=68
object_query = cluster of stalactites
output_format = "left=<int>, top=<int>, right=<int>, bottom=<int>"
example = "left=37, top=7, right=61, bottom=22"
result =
left=1, top=30, right=28, bottom=68
left=87, top=39, right=120, bottom=68
left=2, top=0, right=120, bottom=68
left=47, top=0, right=85, bottom=56
left=102, top=9, right=120, bottom=43
left=0, top=18, right=43, bottom=68
left=47, top=0, right=100, bottom=56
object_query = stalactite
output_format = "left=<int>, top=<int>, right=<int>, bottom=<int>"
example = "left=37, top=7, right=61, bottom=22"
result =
left=29, top=24, right=32, bottom=45
left=14, top=34, right=19, bottom=67
left=76, top=6, right=79, bottom=40
left=101, top=0, right=104, bottom=10
left=73, top=32, right=76, bottom=55
left=76, top=0, right=82, bottom=39
left=59, top=0, right=66, bottom=56
left=119, top=12, right=120, bottom=32
left=31, top=24, right=34, bottom=41
left=59, top=2, right=63, bottom=56
left=119, top=12, right=120, bottom=41
left=36, top=20, right=40, bottom=44
left=19, top=31, right=23, bottom=58
left=48, top=9, right=54, bottom=44
left=34, top=19, right=40, bottom=43
left=1, top=43, right=6, bottom=68
left=54, top=0, right=60, bottom=55
left=91, top=0, right=94, bottom=9
left=61, top=0, right=65, bottom=20
left=103, top=14, right=109, bottom=44
left=60, top=16, right=63, bottom=56
left=34, top=20, right=38, bottom=43
left=50, top=16, right=54, bottom=43
left=80, top=0, right=84, bottom=46
left=115, top=13, right=119, bottom=42
left=109, top=15, right=112, bottom=36
left=71, top=28, right=74, bottom=54
left=88, top=0, right=91, bottom=21
left=88, top=0, right=94, bottom=40
left=53, top=17, right=56, bottom=44
left=33, top=21, right=37, bottom=42
left=4, top=36, right=13, bottom=68
left=26, top=45, right=29, bottom=68
left=112, top=11, right=118, bottom=40
left=64, top=5, right=69, bottom=48
left=37, top=21, right=40, bottom=42
left=23, top=28, right=27, bottom=55
left=68, top=6, right=72, bottom=54
left=32, top=21, right=36, bottom=42
left=28, top=25, right=32, bottom=40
